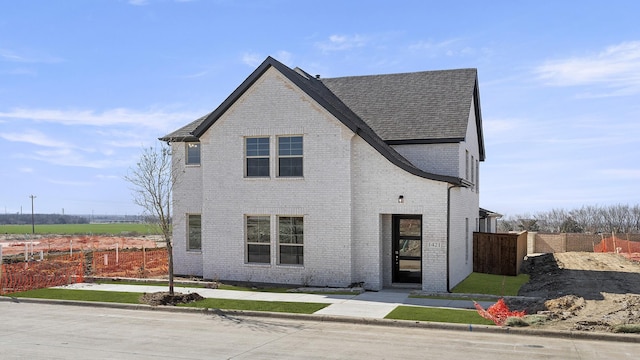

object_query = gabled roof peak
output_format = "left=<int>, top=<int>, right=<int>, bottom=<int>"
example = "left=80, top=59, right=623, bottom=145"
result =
left=160, top=56, right=484, bottom=184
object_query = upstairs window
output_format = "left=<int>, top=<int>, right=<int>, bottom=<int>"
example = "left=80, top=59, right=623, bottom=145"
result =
left=186, top=143, right=201, bottom=165
left=278, top=136, right=303, bottom=177
left=245, top=137, right=270, bottom=177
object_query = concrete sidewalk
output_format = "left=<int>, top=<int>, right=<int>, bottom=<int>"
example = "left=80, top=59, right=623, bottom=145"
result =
left=58, top=283, right=496, bottom=319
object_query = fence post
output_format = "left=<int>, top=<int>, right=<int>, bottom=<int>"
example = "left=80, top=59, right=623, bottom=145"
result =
left=116, top=243, right=119, bottom=264
left=70, top=240, right=73, bottom=256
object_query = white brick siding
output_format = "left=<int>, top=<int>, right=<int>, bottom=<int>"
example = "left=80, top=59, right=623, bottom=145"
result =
left=171, top=142, right=203, bottom=277
left=170, top=67, right=482, bottom=292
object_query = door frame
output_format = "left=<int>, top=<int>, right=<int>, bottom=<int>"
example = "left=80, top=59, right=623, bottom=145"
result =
left=392, top=214, right=423, bottom=284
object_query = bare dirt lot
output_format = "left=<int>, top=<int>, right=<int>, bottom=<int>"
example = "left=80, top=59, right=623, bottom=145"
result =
left=510, top=252, right=640, bottom=332
left=0, top=234, right=163, bottom=256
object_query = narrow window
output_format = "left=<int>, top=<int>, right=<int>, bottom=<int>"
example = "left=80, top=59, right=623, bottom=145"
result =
left=278, top=136, right=303, bottom=177
left=187, top=214, right=201, bottom=251
left=471, top=155, right=475, bottom=185
left=186, top=143, right=201, bottom=165
left=465, top=150, right=469, bottom=179
left=246, top=216, right=270, bottom=263
left=278, top=216, right=303, bottom=265
left=476, top=160, right=480, bottom=192
left=465, top=217, right=469, bottom=263
left=245, top=137, right=270, bottom=177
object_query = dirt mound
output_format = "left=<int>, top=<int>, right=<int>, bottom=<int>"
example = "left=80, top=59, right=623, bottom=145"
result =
left=515, top=252, right=640, bottom=332
left=139, top=292, right=204, bottom=306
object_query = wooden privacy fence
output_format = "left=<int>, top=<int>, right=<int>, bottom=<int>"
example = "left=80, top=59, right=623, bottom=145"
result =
left=473, top=232, right=527, bottom=276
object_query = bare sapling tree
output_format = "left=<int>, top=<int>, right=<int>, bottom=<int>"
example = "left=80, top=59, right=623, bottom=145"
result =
left=125, top=145, right=177, bottom=295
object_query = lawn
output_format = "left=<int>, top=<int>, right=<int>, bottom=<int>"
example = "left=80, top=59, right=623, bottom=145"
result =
left=385, top=306, right=495, bottom=325
left=0, top=223, right=160, bottom=235
left=179, top=298, right=328, bottom=313
left=7, top=288, right=328, bottom=314
left=9, top=288, right=143, bottom=304
left=450, top=273, right=529, bottom=296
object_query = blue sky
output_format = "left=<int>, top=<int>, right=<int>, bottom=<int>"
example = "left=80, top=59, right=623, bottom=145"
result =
left=1, top=0, right=639, bottom=217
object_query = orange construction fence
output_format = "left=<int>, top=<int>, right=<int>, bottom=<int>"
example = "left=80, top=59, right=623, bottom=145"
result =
left=594, top=235, right=640, bottom=262
left=91, top=248, right=168, bottom=278
left=0, top=253, right=85, bottom=295
left=474, top=298, right=526, bottom=326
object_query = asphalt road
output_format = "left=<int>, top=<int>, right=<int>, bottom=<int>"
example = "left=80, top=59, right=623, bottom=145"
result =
left=0, top=302, right=637, bottom=359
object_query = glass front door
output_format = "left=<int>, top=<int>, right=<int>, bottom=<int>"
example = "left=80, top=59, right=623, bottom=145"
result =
left=392, top=215, right=422, bottom=283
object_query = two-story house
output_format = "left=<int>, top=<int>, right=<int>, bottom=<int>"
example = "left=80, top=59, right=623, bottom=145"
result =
left=160, top=56, right=485, bottom=292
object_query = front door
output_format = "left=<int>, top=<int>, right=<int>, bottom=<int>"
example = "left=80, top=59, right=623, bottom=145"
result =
left=392, top=215, right=422, bottom=283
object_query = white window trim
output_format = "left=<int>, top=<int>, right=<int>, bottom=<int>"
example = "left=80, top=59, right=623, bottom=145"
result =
left=186, top=213, right=202, bottom=252
left=277, top=215, right=304, bottom=266
left=245, top=215, right=271, bottom=264
left=276, top=135, right=304, bottom=178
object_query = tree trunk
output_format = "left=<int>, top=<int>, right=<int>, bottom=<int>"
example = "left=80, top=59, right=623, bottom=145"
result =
left=166, top=238, right=174, bottom=295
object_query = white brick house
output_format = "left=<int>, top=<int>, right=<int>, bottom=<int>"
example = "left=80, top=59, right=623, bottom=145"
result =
left=161, top=56, right=486, bottom=292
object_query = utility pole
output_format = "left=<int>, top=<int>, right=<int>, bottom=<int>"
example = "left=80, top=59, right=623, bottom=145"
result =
left=29, top=195, right=36, bottom=234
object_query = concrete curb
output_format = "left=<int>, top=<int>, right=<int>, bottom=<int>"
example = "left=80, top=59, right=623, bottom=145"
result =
left=2, top=296, right=638, bottom=343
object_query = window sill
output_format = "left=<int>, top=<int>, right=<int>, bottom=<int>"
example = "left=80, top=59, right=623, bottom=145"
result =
left=276, top=264, right=304, bottom=268
left=186, top=250, right=202, bottom=254
left=244, top=263, right=272, bottom=267
left=185, top=164, right=201, bottom=168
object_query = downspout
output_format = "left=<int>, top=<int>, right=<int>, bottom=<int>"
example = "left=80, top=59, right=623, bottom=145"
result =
left=446, top=183, right=463, bottom=292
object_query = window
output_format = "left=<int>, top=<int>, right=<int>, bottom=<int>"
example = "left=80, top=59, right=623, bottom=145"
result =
left=465, top=218, right=469, bottom=263
left=245, top=137, right=270, bottom=177
left=187, top=214, right=201, bottom=251
left=471, top=155, right=475, bottom=184
left=476, top=160, right=480, bottom=192
left=278, top=136, right=303, bottom=177
left=186, top=143, right=201, bottom=165
left=246, top=216, right=270, bottom=263
left=465, top=150, right=469, bottom=179
left=278, top=216, right=303, bottom=265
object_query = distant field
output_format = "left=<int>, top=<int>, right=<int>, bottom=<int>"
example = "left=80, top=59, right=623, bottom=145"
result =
left=0, top=223, right=160, bottom=235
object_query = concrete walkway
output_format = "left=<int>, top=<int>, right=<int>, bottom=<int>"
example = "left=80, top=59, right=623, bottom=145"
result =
left=58, top=283, right=496, bottom=319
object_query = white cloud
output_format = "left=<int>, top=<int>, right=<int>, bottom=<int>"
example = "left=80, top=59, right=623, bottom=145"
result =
left=0, top=129, right=72, bottom=148
left=47, top=179, right=93, bottom=186
left=128, top=0, right=149, bottom=5
left=0, top=48, right=63, bottom=63
left=535, top=41, right=640, bottom=95
left=599, top=168, right=640, bottom=179
left=242, top=52, right=263, bottom=67
left=315, top=34, right=368, bottom=52
left=0, top=107, right=199, bottom=131
left=408, top=38, right=483, bottom=58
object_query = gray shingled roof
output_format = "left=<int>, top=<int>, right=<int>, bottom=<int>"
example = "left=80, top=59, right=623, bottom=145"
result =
left=160, top=57, right=484, bottom=184
left=320, top=69, right=477, bottom=142
left=160, top=113, right=210, bottom=142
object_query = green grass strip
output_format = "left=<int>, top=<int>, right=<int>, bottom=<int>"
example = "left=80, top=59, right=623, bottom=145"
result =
left=409, top=294, right=496, bottom=302
left=179, top=298, right=328, bottom=314
left=385, top=306, right=494, bottom=325
left=451, top=273, right=530, bottom=296
left=8, top=288, right=143, bottom=304
left=7, top=288, right=328, bottom=314
left=0, top=223, right=160, bottom=235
